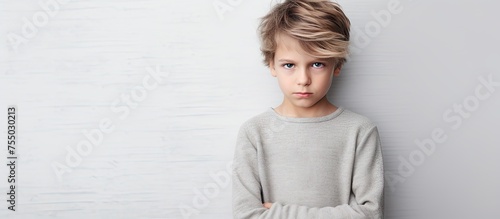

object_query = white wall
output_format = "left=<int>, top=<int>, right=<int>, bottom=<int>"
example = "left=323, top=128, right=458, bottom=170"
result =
left=1, top=0, right=499, bottom=218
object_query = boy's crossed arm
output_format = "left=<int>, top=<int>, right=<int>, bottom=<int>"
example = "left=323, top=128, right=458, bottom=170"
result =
left=232, top=125, right=384, bottom=219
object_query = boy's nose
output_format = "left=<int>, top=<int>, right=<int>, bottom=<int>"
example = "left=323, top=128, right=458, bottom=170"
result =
left=297, top=68, right=311, bottom=86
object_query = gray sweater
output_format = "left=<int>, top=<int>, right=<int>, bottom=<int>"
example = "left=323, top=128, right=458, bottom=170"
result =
left=232, top=106, right=384, bottom=219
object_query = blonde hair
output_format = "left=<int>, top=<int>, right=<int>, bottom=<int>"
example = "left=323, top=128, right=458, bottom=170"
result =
left=258, top=0, right=351, bottom=68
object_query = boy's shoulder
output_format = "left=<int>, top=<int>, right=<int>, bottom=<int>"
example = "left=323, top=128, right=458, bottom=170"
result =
left=237, top=108, right=274, bottom=131
left=338, top=107, right=378, bottom=129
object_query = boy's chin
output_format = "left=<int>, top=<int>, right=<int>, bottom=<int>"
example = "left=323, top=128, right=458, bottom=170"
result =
left=286, top=100, right=321, bottom=109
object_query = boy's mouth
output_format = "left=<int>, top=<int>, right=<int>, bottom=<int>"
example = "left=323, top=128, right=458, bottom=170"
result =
left=293, top=92, right=313, bottom=98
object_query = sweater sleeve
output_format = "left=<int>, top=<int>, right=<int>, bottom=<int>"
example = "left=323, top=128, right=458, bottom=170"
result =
left=232, top=123, right=385, bottom=219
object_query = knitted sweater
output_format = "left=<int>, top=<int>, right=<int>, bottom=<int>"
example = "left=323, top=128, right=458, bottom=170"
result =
left=232, top=106, right=384, bottom=219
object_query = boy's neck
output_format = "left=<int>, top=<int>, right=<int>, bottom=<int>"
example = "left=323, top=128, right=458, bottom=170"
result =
left=274, top=97, right=338, bottom=118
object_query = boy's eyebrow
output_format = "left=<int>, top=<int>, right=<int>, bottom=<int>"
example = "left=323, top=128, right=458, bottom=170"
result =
left=277, top=59, right=295, bottom=63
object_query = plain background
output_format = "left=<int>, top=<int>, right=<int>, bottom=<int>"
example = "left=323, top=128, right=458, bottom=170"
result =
left=1, top=0, right=499, bottom=218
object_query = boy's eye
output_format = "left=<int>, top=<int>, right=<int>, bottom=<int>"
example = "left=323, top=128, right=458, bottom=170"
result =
left=312, top=62, right=324, bottom=68
left=283, top=63, right=294, bottom=69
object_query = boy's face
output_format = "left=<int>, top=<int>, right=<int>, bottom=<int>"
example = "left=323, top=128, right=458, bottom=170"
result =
left=269, top=33, right=341, bottom=113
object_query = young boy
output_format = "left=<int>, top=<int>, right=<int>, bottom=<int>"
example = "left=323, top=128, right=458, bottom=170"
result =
left=232, top=0, right=384, bottom=218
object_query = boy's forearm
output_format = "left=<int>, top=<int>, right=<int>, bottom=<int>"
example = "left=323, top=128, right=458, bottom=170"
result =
left=236, top=201, right=382, bottom=219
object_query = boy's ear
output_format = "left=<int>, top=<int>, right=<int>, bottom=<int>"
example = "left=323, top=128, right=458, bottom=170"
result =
left=269, top=60, right=277, bottom=77
left=333, top=66, right=342, bottom=77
